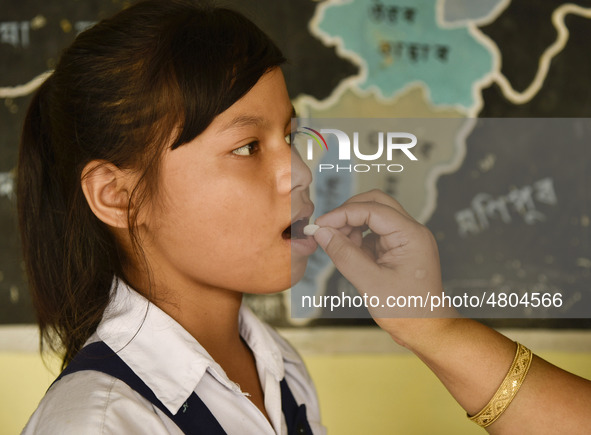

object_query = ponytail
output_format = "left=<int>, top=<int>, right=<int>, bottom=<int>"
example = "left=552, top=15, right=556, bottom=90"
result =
left=17, top=78, right=118, bottom=368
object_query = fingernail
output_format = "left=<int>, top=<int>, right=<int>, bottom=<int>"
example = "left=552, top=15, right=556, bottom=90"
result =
left=314, top=227, right=333, bottom=249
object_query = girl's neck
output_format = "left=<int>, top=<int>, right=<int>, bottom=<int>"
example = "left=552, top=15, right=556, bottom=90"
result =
left=157, top=284, right=245, bottom=354
left=123, top=259, right=245, bottom=353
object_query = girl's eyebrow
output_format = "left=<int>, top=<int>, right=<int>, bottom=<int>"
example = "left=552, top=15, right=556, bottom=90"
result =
left=221, top=105, right=297, bottom=132
left=221, top=115, right=267, bottom=132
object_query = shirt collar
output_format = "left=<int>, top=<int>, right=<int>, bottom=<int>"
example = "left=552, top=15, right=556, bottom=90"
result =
left=95, top=278, right=290, bottom=415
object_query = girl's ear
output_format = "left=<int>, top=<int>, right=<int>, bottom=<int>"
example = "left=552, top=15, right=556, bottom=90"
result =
left=81, top=160, right=138, bottom=228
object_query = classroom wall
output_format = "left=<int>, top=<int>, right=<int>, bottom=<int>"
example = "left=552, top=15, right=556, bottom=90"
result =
left=3, top=328, right=591, bottom=435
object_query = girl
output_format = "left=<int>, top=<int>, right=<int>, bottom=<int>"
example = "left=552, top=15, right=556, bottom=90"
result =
left=19, top=0, right=322, bottom=433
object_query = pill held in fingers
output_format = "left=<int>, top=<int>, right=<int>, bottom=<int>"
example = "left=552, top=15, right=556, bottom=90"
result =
left=303, top=224, right=320, bottom=236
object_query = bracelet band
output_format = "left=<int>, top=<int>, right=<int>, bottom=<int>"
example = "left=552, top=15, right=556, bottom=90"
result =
left=468, top=342, right=533, bottom=428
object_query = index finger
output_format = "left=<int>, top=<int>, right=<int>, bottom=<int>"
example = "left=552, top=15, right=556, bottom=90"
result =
left=315, top=201, right=415, bottom=237
left=339, top=189, right=414, bottom=220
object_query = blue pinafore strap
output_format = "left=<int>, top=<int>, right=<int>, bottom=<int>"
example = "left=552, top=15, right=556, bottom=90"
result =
left=52, top=341, right=313, bottom=435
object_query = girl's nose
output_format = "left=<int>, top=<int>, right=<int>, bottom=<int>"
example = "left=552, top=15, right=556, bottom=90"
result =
left=277, top=147, right=312, bottom=195
left=291, top=146, right=312, bottom=192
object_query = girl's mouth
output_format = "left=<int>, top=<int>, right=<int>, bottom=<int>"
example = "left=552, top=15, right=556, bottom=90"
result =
left=282, top=218, right=310, bottom=240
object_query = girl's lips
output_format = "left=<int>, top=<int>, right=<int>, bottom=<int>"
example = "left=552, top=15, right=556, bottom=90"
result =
left=286, top=201, right=316, bottom=256
left=287, top=235, right=318, bottom=257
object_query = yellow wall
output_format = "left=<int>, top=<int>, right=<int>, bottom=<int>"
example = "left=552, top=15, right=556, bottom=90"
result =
left=307, top=352, right=591, bottom=434
left=3, top=349, right=591, bottom=435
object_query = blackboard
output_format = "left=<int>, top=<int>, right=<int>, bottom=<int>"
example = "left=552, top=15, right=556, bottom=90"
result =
left=1, top=0, right=590, bottom=327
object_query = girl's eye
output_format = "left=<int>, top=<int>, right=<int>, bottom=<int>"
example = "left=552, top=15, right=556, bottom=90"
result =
left=285, top=133, right=292, bottom=145
left=232, top=142, right=258, bottom=156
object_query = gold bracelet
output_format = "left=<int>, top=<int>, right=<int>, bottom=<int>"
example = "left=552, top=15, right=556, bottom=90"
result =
left=468, top=342, right=533, bottom=428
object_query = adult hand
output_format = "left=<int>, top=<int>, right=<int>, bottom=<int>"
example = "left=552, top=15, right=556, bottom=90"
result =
left=312, top=189, right=453, bottom=345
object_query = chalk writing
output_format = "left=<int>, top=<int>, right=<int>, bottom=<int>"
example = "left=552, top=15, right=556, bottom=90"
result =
left=455, top=177, right=558, bottom=236
left=369, top=1, right=416, bottom=24
left=380, top=40, right=450, bottom=63
left=0, top=21, right=30, bottom=48
left=0, top=19, right=95, bottom=50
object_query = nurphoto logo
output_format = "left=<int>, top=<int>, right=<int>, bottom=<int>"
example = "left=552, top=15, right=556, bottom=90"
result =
left=295, top=126, right=418, bottom=173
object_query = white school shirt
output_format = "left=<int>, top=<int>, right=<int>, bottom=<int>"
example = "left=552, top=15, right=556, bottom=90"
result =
left=23, top=279, right=326, bottom=435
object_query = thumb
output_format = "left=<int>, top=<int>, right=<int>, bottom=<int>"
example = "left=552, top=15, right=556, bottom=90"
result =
left=313, top=227, right=336, bottom=250
left=314, top=227, right=380, bottom=286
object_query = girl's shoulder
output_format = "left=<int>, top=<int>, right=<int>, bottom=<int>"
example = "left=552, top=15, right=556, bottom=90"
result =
left=22, top=370, right=179, bottom=435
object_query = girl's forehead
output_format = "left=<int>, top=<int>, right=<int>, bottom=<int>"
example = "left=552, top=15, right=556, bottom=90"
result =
left=210, top=70, right=293, bottom=133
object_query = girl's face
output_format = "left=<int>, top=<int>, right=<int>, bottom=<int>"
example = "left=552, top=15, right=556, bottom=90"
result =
left=139, top=68, right=314, bottom=296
